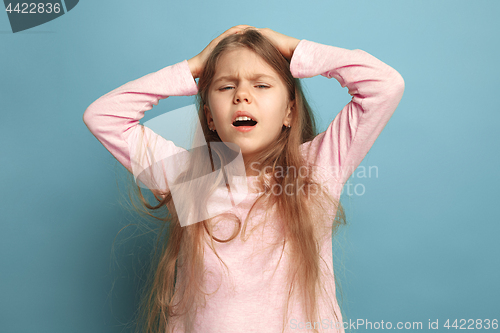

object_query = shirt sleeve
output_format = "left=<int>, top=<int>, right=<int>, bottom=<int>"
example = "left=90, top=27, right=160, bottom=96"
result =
left=290, top=39, right=405, bottom=189
left=82, top=60, right=199, bottom=192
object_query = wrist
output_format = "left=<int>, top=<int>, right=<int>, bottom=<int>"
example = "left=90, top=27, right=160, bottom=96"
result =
left=289, top=38, right=301, bottom=58
left=187, top=57, right=200, bottom=79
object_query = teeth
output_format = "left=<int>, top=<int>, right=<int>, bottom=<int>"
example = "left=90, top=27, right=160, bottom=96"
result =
left=234, top=116, right=254, bottom=122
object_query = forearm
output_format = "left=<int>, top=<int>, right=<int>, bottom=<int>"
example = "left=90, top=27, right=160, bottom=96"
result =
left=82, top=60, right=198, bottom=172
left=290, top=40, right=405, bottom=111
left=292, top=39, right=405, bottom=185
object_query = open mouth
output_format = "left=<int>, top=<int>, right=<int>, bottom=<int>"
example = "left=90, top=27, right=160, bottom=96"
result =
left=232, top=117, right=257, bottom=127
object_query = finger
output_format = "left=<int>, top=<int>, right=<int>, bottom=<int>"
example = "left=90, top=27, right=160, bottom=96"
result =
left=231, top=25, right=255, bottom=33
left=234, top=24, right=253, bottom=29
left=220, top=26, right=246, bottom=38
left=227, top=25, right=250, bottom=33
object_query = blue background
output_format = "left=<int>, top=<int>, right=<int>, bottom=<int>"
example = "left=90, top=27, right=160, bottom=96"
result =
left=1, top=0, right=499, bottom=332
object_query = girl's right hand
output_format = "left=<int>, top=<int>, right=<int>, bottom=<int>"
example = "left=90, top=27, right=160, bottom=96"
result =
left=187, top=25, right=255, bottom=79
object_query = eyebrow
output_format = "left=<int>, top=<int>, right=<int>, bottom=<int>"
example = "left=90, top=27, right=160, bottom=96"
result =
left=213, top=74, right=277, bottom=84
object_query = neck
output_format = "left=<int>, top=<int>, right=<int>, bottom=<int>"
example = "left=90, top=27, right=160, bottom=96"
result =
left=243, top=153, right=262, bottom=177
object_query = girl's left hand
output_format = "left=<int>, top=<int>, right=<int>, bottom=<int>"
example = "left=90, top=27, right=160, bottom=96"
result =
left=253, top=27, right=301, bottom=60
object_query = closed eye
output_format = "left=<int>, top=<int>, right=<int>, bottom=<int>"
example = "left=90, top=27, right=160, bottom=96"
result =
left=219, top=85, right=269, bottom=91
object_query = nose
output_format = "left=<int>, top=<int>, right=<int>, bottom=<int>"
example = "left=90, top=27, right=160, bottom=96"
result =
left=234, top=84, right=251, bottom=104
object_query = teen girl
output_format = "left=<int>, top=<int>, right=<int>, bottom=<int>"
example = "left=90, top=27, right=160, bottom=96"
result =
left=83, top=25, right=404, bottom=333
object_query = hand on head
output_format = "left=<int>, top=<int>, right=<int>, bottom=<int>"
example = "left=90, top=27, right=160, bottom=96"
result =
left=187, top=25, right=300, bottom=79
left=188, top=25, right=253, bottom=79
left=256, top=28, right=300, bottom=60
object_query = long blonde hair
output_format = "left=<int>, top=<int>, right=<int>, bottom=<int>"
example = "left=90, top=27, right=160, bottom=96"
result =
left=127, top=29, right=347, bottom=333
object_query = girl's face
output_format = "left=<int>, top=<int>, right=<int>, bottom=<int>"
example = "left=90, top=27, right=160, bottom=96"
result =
left=205, top=47, right=293, bottom=165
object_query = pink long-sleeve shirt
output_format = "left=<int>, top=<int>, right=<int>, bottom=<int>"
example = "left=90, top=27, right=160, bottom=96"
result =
left=83, top=39, right=404, bottom=333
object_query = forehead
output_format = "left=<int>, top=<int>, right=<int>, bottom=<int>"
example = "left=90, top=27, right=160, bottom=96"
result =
left=213, top=47, right=280, bottom=83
